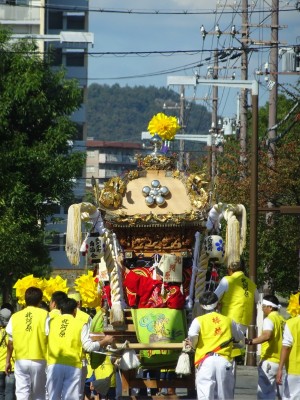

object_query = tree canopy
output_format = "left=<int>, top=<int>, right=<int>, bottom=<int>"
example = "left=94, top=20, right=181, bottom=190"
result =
left=0, top=30, right=86, bottom=296
left=216, top=90, right=300, bottom=295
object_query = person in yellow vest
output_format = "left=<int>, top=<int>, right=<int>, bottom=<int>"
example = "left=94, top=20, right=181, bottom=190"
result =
left=187, top=291, right=244, bottom=400
left=0, top=307, right=15, bottom=400
left=214, top=260, right=258, bottom=333
left=5, top=287, right=48, bottom=400
left=49, top=291, right=68, bottom=319
left=46, top=297, right=115, bottom=400
left=68, top=291, right=92, bottom=400
left=245, top=295, right=285, bottom=399
left=214, top=259, right=259, bottom=362
left=214, top=260, right=259, bottom=373
left=276, top=293, right=300, bottom=400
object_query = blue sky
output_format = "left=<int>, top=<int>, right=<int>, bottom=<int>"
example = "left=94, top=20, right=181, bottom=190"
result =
left=88, top=0, right=299, bottom=120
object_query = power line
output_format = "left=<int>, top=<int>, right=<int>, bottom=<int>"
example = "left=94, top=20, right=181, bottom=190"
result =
left=7, top=3, right=299, bottom=15
left=6, top=44, right=299, bottom=57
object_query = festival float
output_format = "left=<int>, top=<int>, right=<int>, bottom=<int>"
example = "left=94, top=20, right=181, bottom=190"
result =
left=64, top=113, right=248, bottom=398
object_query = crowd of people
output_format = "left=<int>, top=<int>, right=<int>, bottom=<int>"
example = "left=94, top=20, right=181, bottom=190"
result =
left=0, top=259, right=299, bottom=399
left=3, top=287, right=115, bottom=400
left=188, top=260, right=300, bottom=400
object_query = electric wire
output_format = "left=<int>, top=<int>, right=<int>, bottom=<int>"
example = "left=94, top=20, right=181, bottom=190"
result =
left=5, top=1, right=298, bottom=129
left=4, top=2, right=299, bottom=14
left=215, top=1, right=241, bottom=116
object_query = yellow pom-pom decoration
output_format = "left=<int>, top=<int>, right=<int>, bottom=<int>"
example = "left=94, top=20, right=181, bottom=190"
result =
left=13, top=275, right=45, bottom=306
left=43, top=276, right=69, bottom=303
left=147, top=112, right=180, bottom=141
left=286, top=292, right=300, bottom=318
left=74, top=271, right=102, bottom=309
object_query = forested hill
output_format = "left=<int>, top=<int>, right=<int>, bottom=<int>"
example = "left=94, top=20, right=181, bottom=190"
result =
left=87, top=83, right=212, bottom=143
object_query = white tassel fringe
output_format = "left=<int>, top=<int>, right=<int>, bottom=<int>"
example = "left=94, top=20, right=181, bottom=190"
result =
left=175, top=352, right=191, bottom=375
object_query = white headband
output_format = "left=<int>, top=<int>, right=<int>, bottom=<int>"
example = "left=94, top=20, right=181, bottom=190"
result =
left=201, top=301, right=218, bottom=310
left=262, top=299, right=281, bottom=309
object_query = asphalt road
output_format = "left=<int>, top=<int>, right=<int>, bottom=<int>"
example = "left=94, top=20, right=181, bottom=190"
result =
left=173, top=364, right=258, bottom=399
left=235, top=365, right=257, bottom=399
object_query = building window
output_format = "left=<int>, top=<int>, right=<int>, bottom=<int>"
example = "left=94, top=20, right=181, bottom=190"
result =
left=74, top=123, right=84, bottom=140
left=50, top=48, right=63, bottom=66
left=48, top=11, right=63, bottom=30
left=67, top=15, right=85, bottom=30
left=45, top=232, right=60, bottom=251
left=87, top=151, right=96, bottom=158
left=50, top=203, right=61, bottom=215
left=66, top=52, right=85, bottom=67
left=86, top=166, right=95, bottom=173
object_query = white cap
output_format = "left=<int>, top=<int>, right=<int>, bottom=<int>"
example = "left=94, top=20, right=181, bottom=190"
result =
left=0, top=308, right=12, bottom=326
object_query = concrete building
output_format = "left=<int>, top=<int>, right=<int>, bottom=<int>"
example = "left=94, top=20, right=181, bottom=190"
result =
left=86, top=140, right=143, bottom=188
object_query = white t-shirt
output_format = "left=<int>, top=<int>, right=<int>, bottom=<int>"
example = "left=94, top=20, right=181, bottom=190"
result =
left=262, top=317, right=274, bottom=332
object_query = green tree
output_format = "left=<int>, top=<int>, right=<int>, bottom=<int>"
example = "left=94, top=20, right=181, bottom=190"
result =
left=0, top=30, right=86, bottom=300
left=216, top=91, right=300, bottom=295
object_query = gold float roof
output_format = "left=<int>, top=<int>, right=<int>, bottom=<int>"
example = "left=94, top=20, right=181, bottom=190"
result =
left=96, top=165, right=209, bottom=227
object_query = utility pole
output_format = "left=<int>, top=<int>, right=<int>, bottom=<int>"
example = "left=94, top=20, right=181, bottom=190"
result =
left=179, top=85, right=185, bottom=171
left=262, top=0, right=279, bottom=295
left=240, top=0, right=249, bottom=166
left=211, top=49, right=219, bottom=183
left=268, top=0, right=279, bottom=168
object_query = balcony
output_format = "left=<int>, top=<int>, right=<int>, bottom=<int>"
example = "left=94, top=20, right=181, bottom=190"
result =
left=98, top=169, right=120, bottom=178
left=0, top=4, right=40, bottom=25
left=98, top=153, right=137, bottom=164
